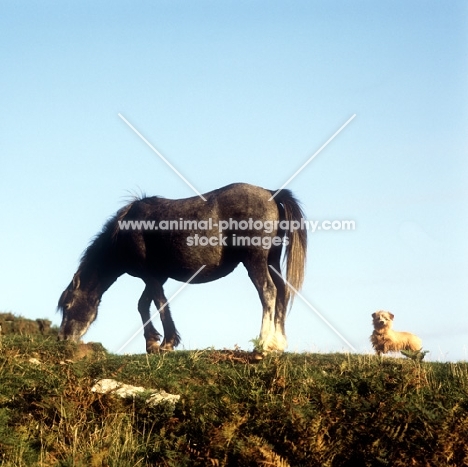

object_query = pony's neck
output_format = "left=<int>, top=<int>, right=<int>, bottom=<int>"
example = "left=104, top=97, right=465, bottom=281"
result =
left=76, top=261, right=122, bottom=299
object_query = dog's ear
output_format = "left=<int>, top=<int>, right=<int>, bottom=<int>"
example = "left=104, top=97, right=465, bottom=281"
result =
left=372, top=312, right=377, bottom=318
left=389, top=312, right=395, bottom=320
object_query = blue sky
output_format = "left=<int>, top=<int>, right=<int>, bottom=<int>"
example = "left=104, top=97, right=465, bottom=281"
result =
left=1, top=1, right=467, bottom=360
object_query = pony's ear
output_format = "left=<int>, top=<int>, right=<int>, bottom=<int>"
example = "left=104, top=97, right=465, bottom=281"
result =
left=372, top=312, right=377, bottom=318
left=72, top=273, right=80, bottom=290
left=389, top=312, right=395, bottom=320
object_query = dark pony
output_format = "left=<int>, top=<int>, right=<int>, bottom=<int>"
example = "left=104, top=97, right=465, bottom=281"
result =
left=58, top=183, right=307, bottom=352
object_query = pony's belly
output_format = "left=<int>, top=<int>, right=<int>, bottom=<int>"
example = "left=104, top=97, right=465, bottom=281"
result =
left=167, top=260, right=240, bottom=284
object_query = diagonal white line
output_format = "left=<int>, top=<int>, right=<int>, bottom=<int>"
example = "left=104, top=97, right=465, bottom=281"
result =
left=117, top=265, right=206, bottom=353
left=269, top=114, right=356, bottom=200
left=118, top=113, right=207, bottom=201
left=269, top=265, right=357, bottom=351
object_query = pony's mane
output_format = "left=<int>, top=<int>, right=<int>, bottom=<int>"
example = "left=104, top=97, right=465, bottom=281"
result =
left=120, top=188, right=147, bottom=204
left=75, top=194, right=167, bottom=276
left=77, top=201, right=136, bottom=275
left=140, top=195, right=165, bottom=204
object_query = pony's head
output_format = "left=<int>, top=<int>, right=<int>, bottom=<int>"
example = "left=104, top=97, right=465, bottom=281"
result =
left=57, top=272, right=100, bottom=342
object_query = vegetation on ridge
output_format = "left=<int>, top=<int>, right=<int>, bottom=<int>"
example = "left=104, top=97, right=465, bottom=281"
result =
left=0, top=313, right=467, bottom=466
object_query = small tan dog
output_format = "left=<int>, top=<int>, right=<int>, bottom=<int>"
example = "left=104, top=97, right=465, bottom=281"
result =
left=370, top=311, right=422, bottom=356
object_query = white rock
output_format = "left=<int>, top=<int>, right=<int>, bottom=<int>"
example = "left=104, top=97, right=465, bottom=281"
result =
left=146, top=391, right=181, bottom=407
left=91, top=378, right=180, bottom=407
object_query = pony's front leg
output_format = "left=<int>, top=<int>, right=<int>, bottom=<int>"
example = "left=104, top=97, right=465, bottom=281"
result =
left=149, top=279, right=181, bottom=351
left=138, top=285, right=163, bottom=353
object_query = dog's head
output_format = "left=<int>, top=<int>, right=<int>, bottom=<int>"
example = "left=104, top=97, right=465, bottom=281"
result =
left=372, top=311, right=394, bottom=330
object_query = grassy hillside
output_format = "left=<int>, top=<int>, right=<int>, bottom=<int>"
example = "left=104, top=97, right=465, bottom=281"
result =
left=0, top=322, right=467, bottom=466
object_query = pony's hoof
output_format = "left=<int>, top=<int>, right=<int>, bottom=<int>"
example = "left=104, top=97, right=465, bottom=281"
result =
left=146, top=341, right=161, bottom=354
left=250, top=350, right=264, bottom=362
left=159, top=343, right=174, bottom=352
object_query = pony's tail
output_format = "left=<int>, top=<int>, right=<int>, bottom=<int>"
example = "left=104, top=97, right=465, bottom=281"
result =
left=272, top=189, right=307, bottom=309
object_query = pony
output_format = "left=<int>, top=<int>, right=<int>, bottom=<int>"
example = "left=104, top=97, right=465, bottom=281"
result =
left=58, top=183, right=307, bottom=353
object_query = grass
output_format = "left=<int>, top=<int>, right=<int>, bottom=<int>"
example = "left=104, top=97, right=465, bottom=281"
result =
left=0, top=324, right=467, bottom=466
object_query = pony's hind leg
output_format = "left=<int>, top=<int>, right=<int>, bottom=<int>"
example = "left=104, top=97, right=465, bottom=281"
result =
left=268, top=255, right=288, bottom=352
left=138, top=285, right=163, bottom=353
left=243, top=255, right=281, bottom=352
